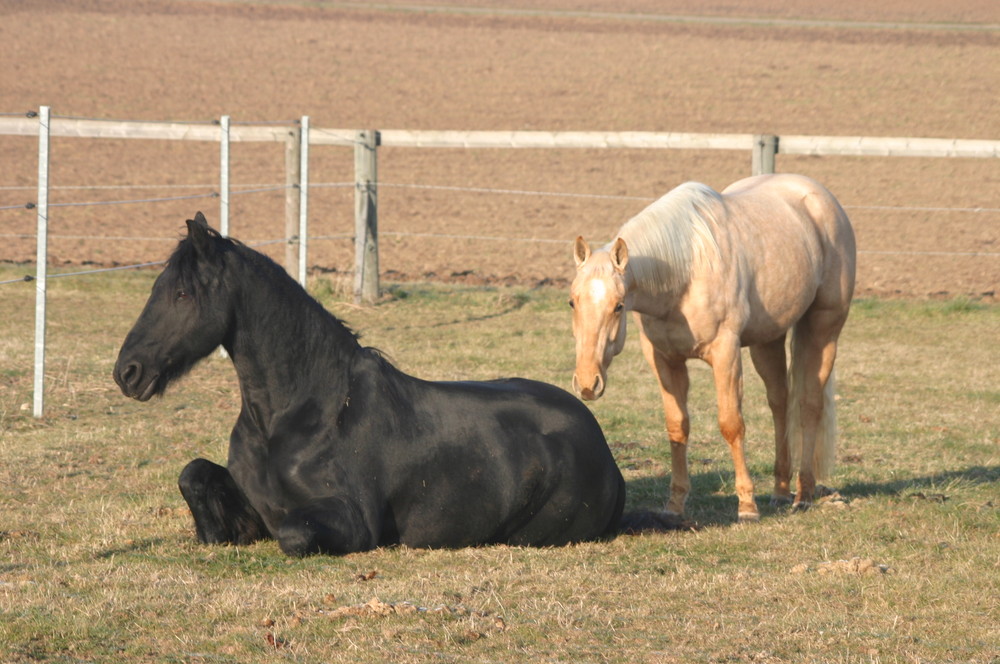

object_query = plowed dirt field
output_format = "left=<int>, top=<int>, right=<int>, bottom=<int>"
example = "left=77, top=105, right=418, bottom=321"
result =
left=2, top=0, right=997, bottom=299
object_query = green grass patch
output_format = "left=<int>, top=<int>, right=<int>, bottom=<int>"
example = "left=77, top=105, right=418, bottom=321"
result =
left=1, top=265, right=997, bottom=662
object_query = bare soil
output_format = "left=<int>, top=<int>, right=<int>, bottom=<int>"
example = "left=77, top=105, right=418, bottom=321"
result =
left=1, top=0, right=998, bottom=299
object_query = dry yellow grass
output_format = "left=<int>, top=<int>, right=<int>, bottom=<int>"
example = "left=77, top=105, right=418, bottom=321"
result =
left=1, top=267, right=998, bottom=662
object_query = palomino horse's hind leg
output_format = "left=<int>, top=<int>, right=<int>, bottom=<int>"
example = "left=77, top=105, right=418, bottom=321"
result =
left=638, top=333, right=691, bottom=517
left=790, top=309, right=845, bottom=510
left=178, top=458, right=268, bottom=545
left=709, top=334, right=759, bottom=522
left=749, top=337, right=793, bottom=507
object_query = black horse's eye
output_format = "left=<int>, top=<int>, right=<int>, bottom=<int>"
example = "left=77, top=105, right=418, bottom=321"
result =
left=176, top=289, right=189, bottom=301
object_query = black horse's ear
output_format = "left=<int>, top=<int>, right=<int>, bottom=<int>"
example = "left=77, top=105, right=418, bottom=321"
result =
left=186, top=212, right=215, bottom=258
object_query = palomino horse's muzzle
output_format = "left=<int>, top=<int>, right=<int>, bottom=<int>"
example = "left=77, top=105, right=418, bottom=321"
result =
left=572, top=369, right=605, bottom=401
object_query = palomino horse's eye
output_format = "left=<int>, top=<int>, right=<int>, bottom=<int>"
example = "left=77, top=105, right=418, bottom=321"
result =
left=613, top=302, right=624, bottom=313
left=568, top=299, right=575, bottom=310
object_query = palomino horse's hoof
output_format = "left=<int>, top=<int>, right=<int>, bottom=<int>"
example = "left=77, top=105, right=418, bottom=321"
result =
left=737, top=511, right=761, bottom=523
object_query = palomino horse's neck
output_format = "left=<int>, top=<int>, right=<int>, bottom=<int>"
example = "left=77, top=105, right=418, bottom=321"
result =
left=614, top=248, right=688, bottom=318
left=614, top=183, right=721, bottom=312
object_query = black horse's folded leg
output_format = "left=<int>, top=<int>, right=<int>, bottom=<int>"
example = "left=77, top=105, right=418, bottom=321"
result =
left=277, top=498, right=375, bottom=557
left=178, top=458, right=269, bottom=545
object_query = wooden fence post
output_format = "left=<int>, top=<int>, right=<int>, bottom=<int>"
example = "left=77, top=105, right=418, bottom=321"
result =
left=752, top=134, right=778, bottom=175
left=354, top=130, right=380, bottom=304
left=284, top=124, right=301, bottom=276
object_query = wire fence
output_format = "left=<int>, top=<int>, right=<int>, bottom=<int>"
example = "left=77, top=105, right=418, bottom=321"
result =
left=3, top=110, right=999, bottom=420
left=2, top=180, right=998, bottom=270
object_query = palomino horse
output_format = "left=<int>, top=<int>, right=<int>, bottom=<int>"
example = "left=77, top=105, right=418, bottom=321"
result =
left=570, top=174, right=856, bottom=521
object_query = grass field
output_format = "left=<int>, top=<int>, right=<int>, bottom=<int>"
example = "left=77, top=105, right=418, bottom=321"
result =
left=1, top=266, right=998, bottom=663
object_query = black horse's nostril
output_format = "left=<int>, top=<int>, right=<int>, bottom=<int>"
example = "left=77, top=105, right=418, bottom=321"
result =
left=116, top=361, right=142, bottom=390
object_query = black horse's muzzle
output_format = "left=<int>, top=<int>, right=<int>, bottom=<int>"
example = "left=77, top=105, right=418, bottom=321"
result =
left=114, top=358, right=160, bottom=402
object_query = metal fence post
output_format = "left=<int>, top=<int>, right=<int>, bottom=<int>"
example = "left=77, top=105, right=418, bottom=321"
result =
left=752, top=134, right=778, bottom=175
left=354, top=130, right=380, bottom=304
left=298, top=116, right=310, bottom=287
left=215, top=115, right=234, bottom=360
left=219, top=115, right=230, bottom=237
left=33, top=106, right=51, bottom=418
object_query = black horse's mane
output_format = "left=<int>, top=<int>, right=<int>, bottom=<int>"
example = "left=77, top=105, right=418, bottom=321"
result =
left=162, top=227, right=414, bottom=387
left=169, top=228, right=358, bottom=335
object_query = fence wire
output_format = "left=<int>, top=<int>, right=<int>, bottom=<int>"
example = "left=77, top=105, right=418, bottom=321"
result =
left=0, top=179, right=998, bottom=286
left=0, top=237, right=304, bottom=286
left=3, top=180, right=999, bottom=214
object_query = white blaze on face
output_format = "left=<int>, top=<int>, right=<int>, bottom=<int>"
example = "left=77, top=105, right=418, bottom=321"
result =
left=588, top=278, right=607, bottom=304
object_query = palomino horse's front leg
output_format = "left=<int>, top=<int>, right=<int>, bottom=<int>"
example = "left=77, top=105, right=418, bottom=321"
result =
left=638, top=332, right=691, bottom=517
left=709, top=336, right=759, bottom=522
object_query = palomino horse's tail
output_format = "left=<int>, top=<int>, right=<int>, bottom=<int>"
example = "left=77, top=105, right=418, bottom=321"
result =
left=786, top=329, right=838, bottom=482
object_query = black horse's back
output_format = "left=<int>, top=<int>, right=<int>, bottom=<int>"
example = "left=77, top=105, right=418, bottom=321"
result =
left=115, top=213, right=625, bottom=556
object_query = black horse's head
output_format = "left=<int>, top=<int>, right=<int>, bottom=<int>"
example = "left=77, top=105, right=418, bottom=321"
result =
left=114, top=212, right=233, bottom=401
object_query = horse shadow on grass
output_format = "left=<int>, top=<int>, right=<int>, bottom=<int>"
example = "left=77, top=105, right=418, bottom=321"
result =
left=0, top=536, right=166, bottom=576
left=94, top=537, right=166, bottom=560
left=620, top=463, right=1000, bottom=533
left=621, top=472, right=746, bottom=532
left=837, top=464, right=1000, bottom=500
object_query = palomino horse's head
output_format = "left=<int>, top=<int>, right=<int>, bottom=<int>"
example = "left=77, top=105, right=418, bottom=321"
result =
left=569, top=236, right=631, bottom=401
left=114, top=213, right=233, bottom=401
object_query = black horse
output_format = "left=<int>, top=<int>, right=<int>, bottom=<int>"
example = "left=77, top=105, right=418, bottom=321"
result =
left=114, top=213, right=625, bottom=556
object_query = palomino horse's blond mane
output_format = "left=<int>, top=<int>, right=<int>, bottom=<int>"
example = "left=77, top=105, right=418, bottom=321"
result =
left=610, top=182, right=722, bottom=294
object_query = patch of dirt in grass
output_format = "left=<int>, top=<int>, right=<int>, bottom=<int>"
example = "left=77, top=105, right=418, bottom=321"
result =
left=790, top=557, right=893, bottom=575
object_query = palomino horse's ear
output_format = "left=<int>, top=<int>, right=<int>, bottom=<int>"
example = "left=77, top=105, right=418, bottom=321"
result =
left=186, top=212, right=215, bottom=258
left=573, top=236, right=591, bottom=268
left=610, top=237, right=629, bottom=273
